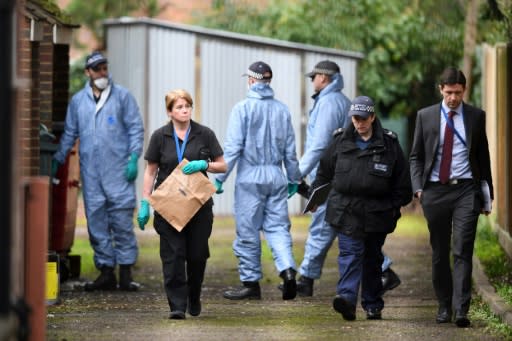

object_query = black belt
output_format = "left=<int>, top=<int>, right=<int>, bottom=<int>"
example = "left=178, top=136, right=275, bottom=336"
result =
left=429, top=179, right=473, bottom=186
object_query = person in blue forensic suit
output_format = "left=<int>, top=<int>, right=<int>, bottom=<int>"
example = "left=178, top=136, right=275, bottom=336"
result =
left=292, top=60, right=351, bottom=296
left=52, top=51, right=144, bottom=292
left=215, top=61, right=302, bottom=301
left=289, top=60, right=401, bottom=297
left=311, top=96, right=412, bottom=321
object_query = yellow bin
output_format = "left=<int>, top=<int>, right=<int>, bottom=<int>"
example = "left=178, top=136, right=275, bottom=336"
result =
left=46, top=252, right=60, bottom=305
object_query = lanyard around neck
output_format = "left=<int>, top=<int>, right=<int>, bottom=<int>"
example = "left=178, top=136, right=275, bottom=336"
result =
left=441, top=106, right=466, bottom=147
left=173, top=125, right=191, bottom=163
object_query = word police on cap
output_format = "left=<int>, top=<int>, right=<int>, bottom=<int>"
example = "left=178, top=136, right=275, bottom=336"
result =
left=348, top=96, right=375, bottom=117
left=350, top=103, right=374, bottom=113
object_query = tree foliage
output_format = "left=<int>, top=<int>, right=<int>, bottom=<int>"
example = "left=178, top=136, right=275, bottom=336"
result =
left=195, top=0, right=504, bottom=118
left=62, top=0, right=509, bottom=116
left=69, top=56, right=88, bottom=97
left=480, top=0, right=512, bottom=43
left=65, top=0, right=160, bottom=42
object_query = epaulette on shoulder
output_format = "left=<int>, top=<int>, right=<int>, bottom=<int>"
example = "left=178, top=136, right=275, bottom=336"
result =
left=332, top=127, right=345, bottom=137
left=383, top=129, right=397, bottom=139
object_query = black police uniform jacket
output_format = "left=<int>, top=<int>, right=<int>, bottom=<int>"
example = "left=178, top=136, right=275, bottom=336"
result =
left=311, top=118, right=412, bottom=239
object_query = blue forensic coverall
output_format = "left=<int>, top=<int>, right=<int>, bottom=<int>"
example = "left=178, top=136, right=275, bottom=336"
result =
left=298, top=73, right=351, bottom=279
left=216, top=83, right=302, bottom=282
left=54, top=78, right=144, bottom=269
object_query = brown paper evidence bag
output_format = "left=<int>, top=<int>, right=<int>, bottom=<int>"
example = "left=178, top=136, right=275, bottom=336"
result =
left=148, top=159, right=216, bottom=232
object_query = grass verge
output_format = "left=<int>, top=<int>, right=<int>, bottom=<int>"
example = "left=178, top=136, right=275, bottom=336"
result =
left=475, top=215, right=512, bottom=305
left=473, top=215, right=512, bottom=339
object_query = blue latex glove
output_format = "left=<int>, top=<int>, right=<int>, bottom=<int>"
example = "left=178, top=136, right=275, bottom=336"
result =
left=124, top=152, right=139, bottom=182
left=137, top=199, right=150, bottom=231
left=214, top=179, right=224, bottom=194
left=287, top=183, right=299, bottom=198
left=182, top=160, right=208, bottom=174
left=51, top=159, right=61, bottom=177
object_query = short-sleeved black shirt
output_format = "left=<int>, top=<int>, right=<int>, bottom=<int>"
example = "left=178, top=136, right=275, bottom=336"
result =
left=145, top=120, right=224, bottom=189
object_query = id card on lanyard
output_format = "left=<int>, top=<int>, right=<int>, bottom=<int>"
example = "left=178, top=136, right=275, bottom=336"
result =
left=174, top=125, right=191, bottom=163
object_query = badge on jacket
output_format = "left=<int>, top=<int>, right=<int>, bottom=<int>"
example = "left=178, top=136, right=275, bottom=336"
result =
left=373, top=163, right=388, bottom=172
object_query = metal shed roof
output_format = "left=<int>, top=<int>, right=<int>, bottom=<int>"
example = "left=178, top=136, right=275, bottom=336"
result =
left=104, top=17, right=364, bottom=60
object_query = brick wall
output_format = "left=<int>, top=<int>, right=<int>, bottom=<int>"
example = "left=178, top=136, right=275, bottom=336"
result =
left=18, top=10, right=71, bottom=177
left=40, top=24, right=54, bottom=127
left=18, top=15, right=34, bottom=177
left=10, top=0, right=74, bottom=318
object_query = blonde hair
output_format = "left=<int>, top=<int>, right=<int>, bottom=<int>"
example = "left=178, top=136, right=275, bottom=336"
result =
left=165, top=89, right=193, bottom=111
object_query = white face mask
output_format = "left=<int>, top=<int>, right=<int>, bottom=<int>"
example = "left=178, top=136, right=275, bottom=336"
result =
left=93, top=77, right=109, bottom=90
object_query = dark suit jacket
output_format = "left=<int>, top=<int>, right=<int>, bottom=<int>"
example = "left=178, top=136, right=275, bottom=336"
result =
left=409, top=102, right=494, bottom=199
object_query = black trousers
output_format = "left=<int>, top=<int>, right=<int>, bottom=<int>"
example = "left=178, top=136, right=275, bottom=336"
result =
left=154, top=202, right=213, bottom=312
left=421, top=181, right=480, bottom=314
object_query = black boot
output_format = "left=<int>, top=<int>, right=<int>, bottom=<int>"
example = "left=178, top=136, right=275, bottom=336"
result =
left=188, top=295, right=201, bottom=317
left=380, top=268, right=401, bottom=295
left=280, top=268, right=297, bottom=300
left=119, top=264, right=140, bottom=291
left=223, top=281, right=261, bottom=300
left=277, top=274, right=313, bottom=297
left=169, top=311, right=186, bottom=320
left=296, top=276, right=314, bottom=297
left=84, top=266, right=117, bottom=291
left=333, top=295, right=356, bottom=321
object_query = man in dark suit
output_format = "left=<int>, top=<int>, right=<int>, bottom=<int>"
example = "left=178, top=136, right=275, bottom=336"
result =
left=410, top=67, right=493, bottom=328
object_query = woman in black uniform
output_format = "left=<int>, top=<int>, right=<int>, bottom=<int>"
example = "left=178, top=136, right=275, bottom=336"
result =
left=138, top=89, right=227, bottom=319
left=311, top=96, right=411, bottom=321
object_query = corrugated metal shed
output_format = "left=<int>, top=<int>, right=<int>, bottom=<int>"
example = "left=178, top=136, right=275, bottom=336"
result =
left=103, top=17, right=364, bottom=215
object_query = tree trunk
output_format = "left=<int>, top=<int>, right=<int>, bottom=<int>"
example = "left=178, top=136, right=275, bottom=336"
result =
left=462, top=0, right=480, bottom=102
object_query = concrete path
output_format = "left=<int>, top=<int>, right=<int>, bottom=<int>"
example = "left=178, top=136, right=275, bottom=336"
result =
left=46, top=214, right=508, bottom=340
